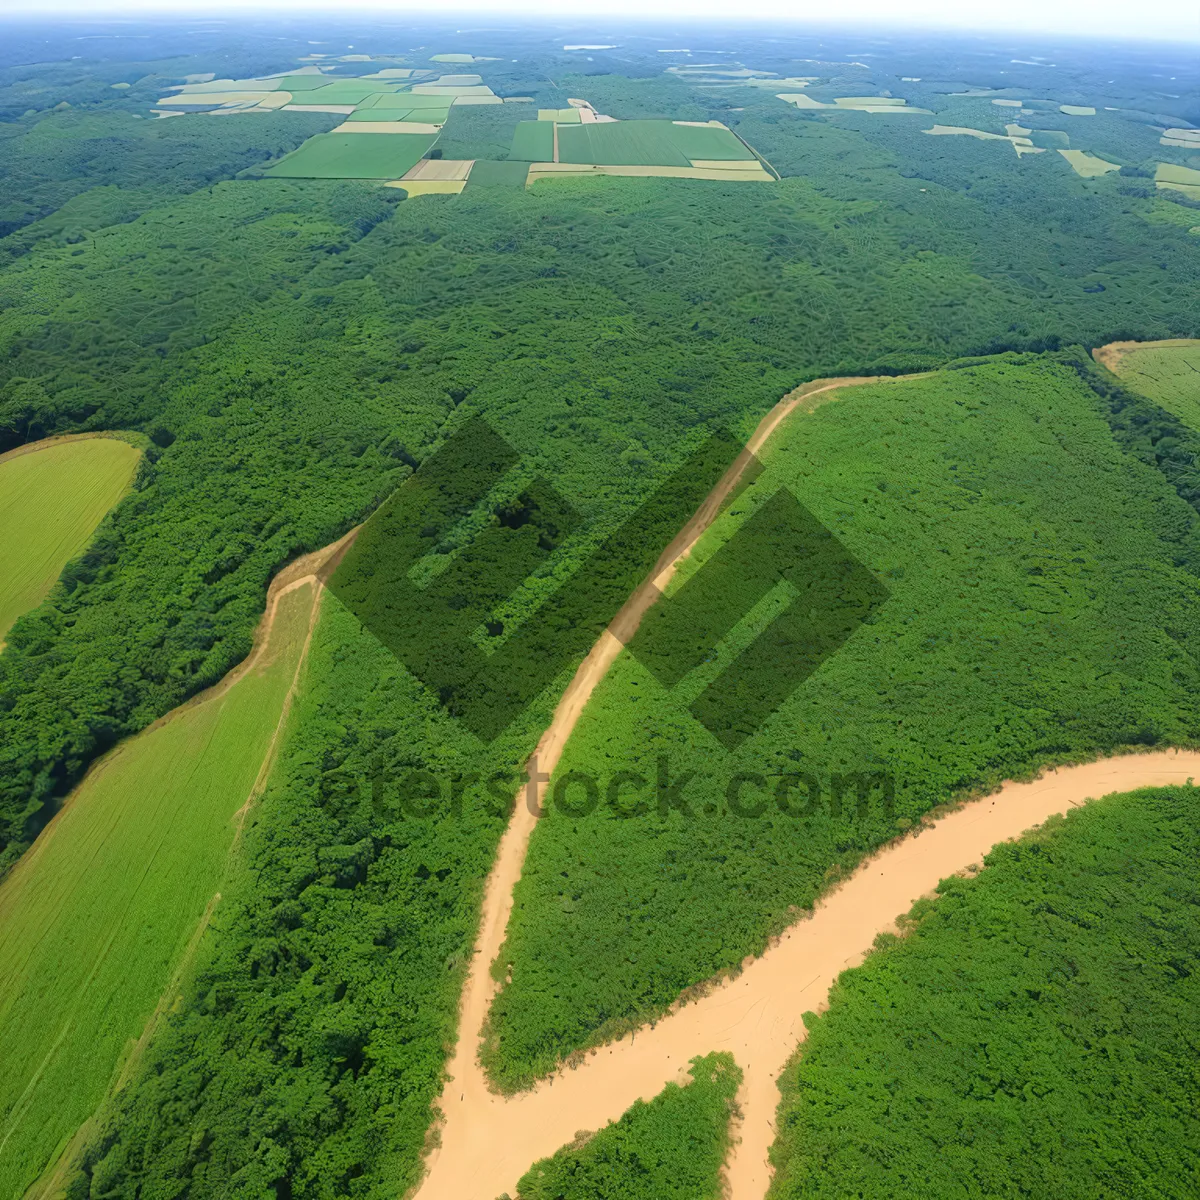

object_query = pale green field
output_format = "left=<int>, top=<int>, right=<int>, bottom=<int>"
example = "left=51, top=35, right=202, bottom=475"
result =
left=0, top=582, right=318, bottom=1198
left=1109, top=341, right=1200, bottom=429
left=0, top=437, right=141, bottom=648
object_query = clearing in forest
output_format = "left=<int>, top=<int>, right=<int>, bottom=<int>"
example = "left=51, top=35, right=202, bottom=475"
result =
left=486, top=356, right=1200, bottom=1095
left=0, top=436, right=141, bottom=649
left=1156, top=162, right=1200, bottom=199
left=261, top=131, right=436, bottom=178
left=0, top=569, right=323, bottom=1199
left=1058, top=148, right=1120, bottom=176
left=1099, top=339, right=1200, bottom=429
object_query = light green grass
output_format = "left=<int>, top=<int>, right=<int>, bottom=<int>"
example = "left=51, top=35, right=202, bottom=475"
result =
left=304, top=82, right=403, bottom=106
left=1109, top=341, right=1200, bottom=429
left=466, top=159, right=531, bottom=188
left=556, top=120, right=753, bottom=166
left=509, top=120, right=555, bottom=162
left=261, top=132, right=437, bottom=179
left=0, top=583, right=316, bottom=1197
left=368, top=91, right=452, bottom=110
left=0, top=437, right=140, bottom=647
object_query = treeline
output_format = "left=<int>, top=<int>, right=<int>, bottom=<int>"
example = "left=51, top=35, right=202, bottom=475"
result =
left=0, top=64, right=1198, bottom=1193
left=769, top=786, right=1200, bottom=1199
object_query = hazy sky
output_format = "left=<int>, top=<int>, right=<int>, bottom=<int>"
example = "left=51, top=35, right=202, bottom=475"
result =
left=12, top=0, right=1200, bottom=43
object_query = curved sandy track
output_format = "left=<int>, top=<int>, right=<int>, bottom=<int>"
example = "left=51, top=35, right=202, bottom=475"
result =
left=414, top=367, right=1197, bottom=1200
left=412, top=374, right=910, bottom=1197
left=16, top=530, right=358, bottom=1200
left=0, top=432, right=144, bottom=469
left=417, top=750, right=1200, bottom=1200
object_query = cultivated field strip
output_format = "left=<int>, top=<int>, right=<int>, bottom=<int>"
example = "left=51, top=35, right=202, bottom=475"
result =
left=0, top=535, right=352, bottom=1197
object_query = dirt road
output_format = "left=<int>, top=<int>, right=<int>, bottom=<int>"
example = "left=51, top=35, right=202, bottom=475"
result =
left=1091, top=337, right=1200, bottom=374
left=416, top=750, right=1200, bottom=1200
left=412, top=370, right=1198, bottom=1200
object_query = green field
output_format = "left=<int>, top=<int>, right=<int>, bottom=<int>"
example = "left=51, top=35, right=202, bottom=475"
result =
left=557, top=120, right=753, bottom=166
left=300, top=82, right=402, bottom=106
left=262, top=132, right=437, bottom=178
left=515, top=1054, right=741, bottom=1200
left=509, top=120, right=555, bottom=162
left=0, top=437, right=140, bottom=647
left=1108, top=341, right=1200, bottom=429
left=364, top=91, right=449, bottom=110
left=769, top=786, right=1200, bottom=1199
left=466, top=158, right=531, bottom=187
left=0, top=582, right=317, bottom=1198
left=485, top=355, right=1200, bottom=1088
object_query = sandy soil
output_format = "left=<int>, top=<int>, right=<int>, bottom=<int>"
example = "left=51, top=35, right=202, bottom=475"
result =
left=402, top=158, right=475, bottom=181
left=1092, top=337, right=1200, bottom=374
left=0, top=431, right=142, bottom=469
left=1059, top=149, right=1120, bottom=177
left=385, top=181, right=468, bottom=197
left=331, top=121, right=443, bottom=134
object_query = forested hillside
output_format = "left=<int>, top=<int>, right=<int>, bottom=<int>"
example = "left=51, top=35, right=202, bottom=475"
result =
left=3, top=135, right=1198, bottom=871
left=485, top=356, right=1200, bottom=1086
left=769, top=786, right=1200, bottom=1199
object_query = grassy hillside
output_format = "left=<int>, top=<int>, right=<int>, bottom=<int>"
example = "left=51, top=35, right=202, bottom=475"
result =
left=485, top=355, right=1200, bottom=1087
left=768, top=785, right=1200, bottom=1200
left=512, top=1054, right=741, bottom=1200
left=0, top=436, right=140, bottom=646
left=0, top=582, right=316, bottom=1197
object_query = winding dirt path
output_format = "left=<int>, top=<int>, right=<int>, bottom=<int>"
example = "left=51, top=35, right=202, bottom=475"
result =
left=412, top=374, right=913, bottom=1197
left=413, top=368, right=1199, bottom=1199
left=11, top=531, right=357, bottom=1200
left=418, top=750, right=1200, bottom=1200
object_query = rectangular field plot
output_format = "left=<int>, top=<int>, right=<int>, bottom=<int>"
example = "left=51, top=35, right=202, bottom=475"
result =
left=466, top=159, right=531, bottom=188
left=369, top=91, right=455, bottom=110
left=509, top=120, right=556, bottom=161
left=557, top=120, right=753, bottom=167
left=664, top=120, right=754, bottom=160
left=262, top=132, right=436, bottom=179
left=558, top=121, right=690, bottom=166
left=344, top=107, right=413, bottom=121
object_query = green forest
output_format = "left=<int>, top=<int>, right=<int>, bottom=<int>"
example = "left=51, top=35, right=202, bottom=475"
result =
left=483, top=356, right=1200, bottom=1086
left=511, top=1054, right=741, bottom=1200
left=0, top=19, right=1198, bottom=1200
left=769, top=785, right=1200, bottom=1199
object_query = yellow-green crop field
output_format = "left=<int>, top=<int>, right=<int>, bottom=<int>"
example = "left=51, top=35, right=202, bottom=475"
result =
left=0, top=437, right=141, bottom=648
left=0, top=583, right=317, bottom=1197
left=1108, top=341, right=1200, bottom=429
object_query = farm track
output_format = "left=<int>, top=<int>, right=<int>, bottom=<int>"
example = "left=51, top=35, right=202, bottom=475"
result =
left=412, top=373, right=906, bottom=1198
left=412, top=367, right=1200, bottom=1200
